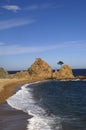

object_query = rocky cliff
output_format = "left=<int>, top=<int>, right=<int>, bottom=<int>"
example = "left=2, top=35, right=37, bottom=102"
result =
left=0, top=67, right=8, bottom=78
left=53, top=64, right=74, bottom=79
left=28, top=58, right=52, bottom=79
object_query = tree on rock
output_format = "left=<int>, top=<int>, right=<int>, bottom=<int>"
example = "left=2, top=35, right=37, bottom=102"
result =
left=57, top=61, right=64, bottom=67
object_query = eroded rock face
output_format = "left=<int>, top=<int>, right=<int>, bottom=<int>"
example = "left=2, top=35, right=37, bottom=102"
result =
left=53, top=70, right=59, bottom=79
left=0, top=67, right=8, bottom=78
left=52, top=65, right=74, bottom=79
left=28, top=58, right=52, bottom=79
left=58, top=64, right=74, bottom=79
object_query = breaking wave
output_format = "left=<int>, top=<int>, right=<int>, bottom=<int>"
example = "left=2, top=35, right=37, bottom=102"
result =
left=7, top=82, right=62, bottom=130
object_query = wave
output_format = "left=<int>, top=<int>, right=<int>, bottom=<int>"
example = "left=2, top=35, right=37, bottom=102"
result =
left=6, top=82, right=62, bottom=130
left=58, top=79, right=81, bottom=82
left=27, top=116, right=62, bottom=130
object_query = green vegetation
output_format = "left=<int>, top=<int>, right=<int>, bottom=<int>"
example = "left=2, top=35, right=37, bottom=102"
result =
left=57, top=61, right=64, bottom=67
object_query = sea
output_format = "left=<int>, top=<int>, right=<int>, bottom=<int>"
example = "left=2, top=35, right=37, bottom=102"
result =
left=3, top=69, right=86, bottom=130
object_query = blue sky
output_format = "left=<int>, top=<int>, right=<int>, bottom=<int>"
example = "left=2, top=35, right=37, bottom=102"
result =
left=0, top=0, right=86, bottom=70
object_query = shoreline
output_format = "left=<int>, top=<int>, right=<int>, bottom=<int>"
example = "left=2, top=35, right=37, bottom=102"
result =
left=0, top=78, right=38, bottom=130
left=0, top=76, right=86, bottom=104
left=0, top=78, right=29, bottom=103
left=0, top=78, right=44, bottom=104
left=0, top=77, right=86, bottom=130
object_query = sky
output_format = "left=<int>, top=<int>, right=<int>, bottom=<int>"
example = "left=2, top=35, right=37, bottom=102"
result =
left=0, top=0, right=86, bottom=70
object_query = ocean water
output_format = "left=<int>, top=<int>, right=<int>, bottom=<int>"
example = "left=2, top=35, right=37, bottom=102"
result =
left=7, top=79, right=86, bottom=130
left=73, top=69, right=86, bottom=76
left=8, top=70, right=20, bottom=74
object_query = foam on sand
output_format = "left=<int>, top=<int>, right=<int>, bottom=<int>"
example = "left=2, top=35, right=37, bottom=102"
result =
left=7, top=82, right=62, bottom=130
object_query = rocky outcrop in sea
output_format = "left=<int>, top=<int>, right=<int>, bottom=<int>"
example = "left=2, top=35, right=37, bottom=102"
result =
left=53, top=64, right=74, bottom=79
left=28, top=58, right=53, bottom=79
left=0, top=58, right=79, bottom=80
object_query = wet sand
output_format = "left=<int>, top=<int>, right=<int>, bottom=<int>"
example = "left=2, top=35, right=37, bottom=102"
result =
left=0, top=78, right=44, bottom=130
left=0, top=102, right=31, bottom=130
left=0, top=78, right=30, bottom=130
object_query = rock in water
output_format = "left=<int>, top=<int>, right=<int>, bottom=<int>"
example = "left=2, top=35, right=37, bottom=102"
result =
left=59, top=64, right=74, bottom=79
left=0, top=67, right=8, bottom=78
left=52, top=65, right=74, bottom=79
left=28, top=58, right=52, bottom=79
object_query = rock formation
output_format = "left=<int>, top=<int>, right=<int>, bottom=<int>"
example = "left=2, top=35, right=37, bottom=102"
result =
left=0, top=58, right=75, bottom=80
left=10, top=71, right=30, bottom=79
left=59, top=64, right=74, bottom=79
left=77, top=76, right=86, bottom=80
left=53, top=65, right=74, bottom=79
left=53, top=70, right=59, bottom=79
left=28, top=58, right=52, bottom=79
left=0, top=67, right=8, bottom=78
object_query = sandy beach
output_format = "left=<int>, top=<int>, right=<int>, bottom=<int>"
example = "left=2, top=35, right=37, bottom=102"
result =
left=0, top=78, right=30, bottom=130
left=0, top=77, right=45, bottom=104
left=0, top=78, right=42, bottom=130
left=0, top=77, right=43, bottom=130
left=0, top=78, right=30, bottom=103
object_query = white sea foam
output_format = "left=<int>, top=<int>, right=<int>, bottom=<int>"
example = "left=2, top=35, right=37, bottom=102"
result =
left=7, top=82, right=62, bottom=130
left=59, top=79, right=80, bottom=82
left=61, top=79, right=86, bottom=82
left=27, top=116, right=62, bottom=130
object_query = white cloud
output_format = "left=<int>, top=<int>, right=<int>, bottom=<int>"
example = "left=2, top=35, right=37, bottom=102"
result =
left=0, top=41, right=86, bottom=55
left=0, top=18, right=35, bottom=30
left=1, top=3, right=63, bottom=12
left=0, top=44, right=55, bottom=55
left=1, top=5, right=21, bottom=12
left=25, top=4, right=50, bottom=11
left=25, top=3, right=62, bottom=11
left=63, top=40, right=86, bottom=49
